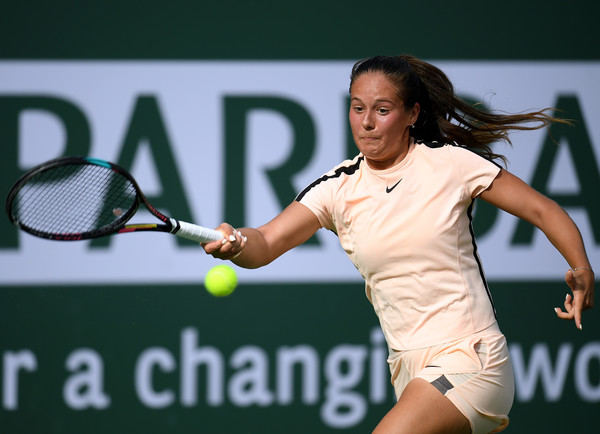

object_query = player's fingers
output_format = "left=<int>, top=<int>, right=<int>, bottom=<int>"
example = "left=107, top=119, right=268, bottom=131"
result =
left=564, top=293, right=573, bottom=311
left=574, top=310, right=583, bottom=330
left=572, top=292, right=585, bottom=330
left=237, top=231, right=248, bottom=244
left=554, top=294, right=574, bottom=320
left=221, top=229, right=248, bottom=260
left=554, top=293, right=585, bottom=330
left=554, top=307, right=572, bottom=320
left=236, top=230, right=248, bottom=244
left=556, top=268, right=594, bottom=330
left=214, top=224, right=236, bottom=244
left=202, top=223, right=236, bottom=255
left=223, top=230, right=242, bottom=250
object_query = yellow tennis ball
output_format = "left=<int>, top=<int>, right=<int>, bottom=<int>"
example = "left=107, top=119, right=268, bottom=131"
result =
left=205, top=265, right=238, bottom=297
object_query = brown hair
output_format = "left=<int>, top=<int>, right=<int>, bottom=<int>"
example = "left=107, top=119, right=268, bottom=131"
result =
left=350, top=55, right=569, bottom=162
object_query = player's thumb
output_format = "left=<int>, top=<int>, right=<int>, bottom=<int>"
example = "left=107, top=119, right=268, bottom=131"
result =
left=565, top=268, right=575, bottom=291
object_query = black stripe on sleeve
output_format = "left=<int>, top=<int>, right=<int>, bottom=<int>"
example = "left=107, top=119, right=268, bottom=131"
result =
left=295, top=156, right=364, bottom=202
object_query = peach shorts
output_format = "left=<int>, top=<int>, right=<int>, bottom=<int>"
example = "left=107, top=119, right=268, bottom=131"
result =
left=387, top=323, right=514, bottom=434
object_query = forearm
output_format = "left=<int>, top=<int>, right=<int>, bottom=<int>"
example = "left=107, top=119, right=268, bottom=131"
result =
left=203, top=202, right=321, bottom=269
left=480, top=170, right=592, bottom=271
left=229, top=227, right=276, bottom=269
left=480, top=169, right=594, bottom=328
left=536, top=200, right=591, bottom=271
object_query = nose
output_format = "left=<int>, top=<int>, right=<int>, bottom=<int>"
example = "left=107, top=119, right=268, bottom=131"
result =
left=362, top=110, right=375, bottom=130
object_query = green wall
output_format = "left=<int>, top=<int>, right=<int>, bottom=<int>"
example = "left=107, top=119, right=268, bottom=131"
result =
left=1, top=1, right=599, bottom=433
left=2, top=1, right=599, bottom=60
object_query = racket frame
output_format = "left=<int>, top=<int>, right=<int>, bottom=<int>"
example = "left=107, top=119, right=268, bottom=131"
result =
left=5, top=156, right=222, bottom=242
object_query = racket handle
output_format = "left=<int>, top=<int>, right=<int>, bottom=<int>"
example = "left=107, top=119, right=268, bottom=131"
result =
left=170, top=219, right=223, bottom=243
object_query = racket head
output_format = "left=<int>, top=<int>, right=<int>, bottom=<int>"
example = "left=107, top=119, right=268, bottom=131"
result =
left=5, top=157, right=141, bottom=240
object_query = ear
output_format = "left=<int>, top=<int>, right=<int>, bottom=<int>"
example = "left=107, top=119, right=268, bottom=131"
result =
left=410, top=102, right=421, bottom=125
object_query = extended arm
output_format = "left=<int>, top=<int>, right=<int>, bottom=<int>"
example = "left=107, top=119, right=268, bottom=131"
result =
left=202, top=201, right=321, bottom=269
left=479, top=169, right=595, bottom=329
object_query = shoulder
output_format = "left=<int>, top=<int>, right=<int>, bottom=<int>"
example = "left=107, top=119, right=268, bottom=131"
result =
left=413, top=140, right=455, bottom=160
left=295, top=154, right=365, bottom=202
left=414, top=139, right=447, bottom=149
left=327, top=154, right=365, bottom=178
left=415, top=140, right=501, bottom=168
left=414, top=139, right=473, bottom=154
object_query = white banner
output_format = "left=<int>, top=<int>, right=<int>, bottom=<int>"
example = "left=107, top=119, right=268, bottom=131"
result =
left=0, top=61, right=598, bottom=284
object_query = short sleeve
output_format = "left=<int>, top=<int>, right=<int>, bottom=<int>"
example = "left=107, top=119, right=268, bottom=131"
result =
left=295, top=173, right=335, bottom=231
left=447, top=145, right=502, bottom=198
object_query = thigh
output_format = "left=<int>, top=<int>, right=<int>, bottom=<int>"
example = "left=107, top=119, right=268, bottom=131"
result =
left=443, top=336, right=514, bottom=434
left=386, top=329, right=513, bottom=434
left=414, top=334, right=514, bottom=434
left=373, top=378, right=471, bottom=434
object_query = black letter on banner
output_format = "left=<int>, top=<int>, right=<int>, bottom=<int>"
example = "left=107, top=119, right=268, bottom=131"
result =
left=224, top=96, right=318, bottom=245
left=0, top=96, right=90, bottom=248
left=512, top=95, right=600, bottom=245
left=90, top=95, right=196, bottom=248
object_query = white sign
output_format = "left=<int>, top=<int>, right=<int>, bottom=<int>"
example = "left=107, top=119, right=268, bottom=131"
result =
left=1, top=61, right=598, bottom=284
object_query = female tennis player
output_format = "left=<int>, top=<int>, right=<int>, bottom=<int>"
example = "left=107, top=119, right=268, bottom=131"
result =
left=203, top=55, right=595, bottom=434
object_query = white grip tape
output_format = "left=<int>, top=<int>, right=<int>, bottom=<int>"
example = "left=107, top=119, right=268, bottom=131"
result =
left=171, top=219, right=223, bottom=243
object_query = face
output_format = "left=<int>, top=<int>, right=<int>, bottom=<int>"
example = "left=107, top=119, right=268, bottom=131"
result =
left=349, top=72, right=420, bottom=170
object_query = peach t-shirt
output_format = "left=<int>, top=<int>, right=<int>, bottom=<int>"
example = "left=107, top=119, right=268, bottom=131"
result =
left=296, top=141, right=502, bottom=350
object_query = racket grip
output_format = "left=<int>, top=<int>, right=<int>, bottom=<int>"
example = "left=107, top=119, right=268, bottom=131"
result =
left=171, top=219, right=223, bottom=243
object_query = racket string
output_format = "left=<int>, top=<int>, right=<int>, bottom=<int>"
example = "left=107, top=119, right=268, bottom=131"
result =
left=12, top=163, right=138, bottom=237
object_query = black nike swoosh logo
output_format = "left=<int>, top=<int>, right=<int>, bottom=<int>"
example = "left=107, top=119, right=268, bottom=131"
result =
left=385, top=178, right=403, bottom=193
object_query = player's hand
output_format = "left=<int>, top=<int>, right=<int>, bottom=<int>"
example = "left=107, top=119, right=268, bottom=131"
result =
left=554, top=268, right=595, bottom=330
left=202, top=223, right=247, bottom=261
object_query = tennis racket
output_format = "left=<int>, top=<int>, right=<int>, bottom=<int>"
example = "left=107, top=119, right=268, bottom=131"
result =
left=5, top=156, right=224, bottom=243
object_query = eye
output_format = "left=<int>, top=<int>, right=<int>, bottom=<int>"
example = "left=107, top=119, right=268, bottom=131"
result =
left=377, top=107, right=390, bottom=115
left=352, top=105, right=364, bottom=113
